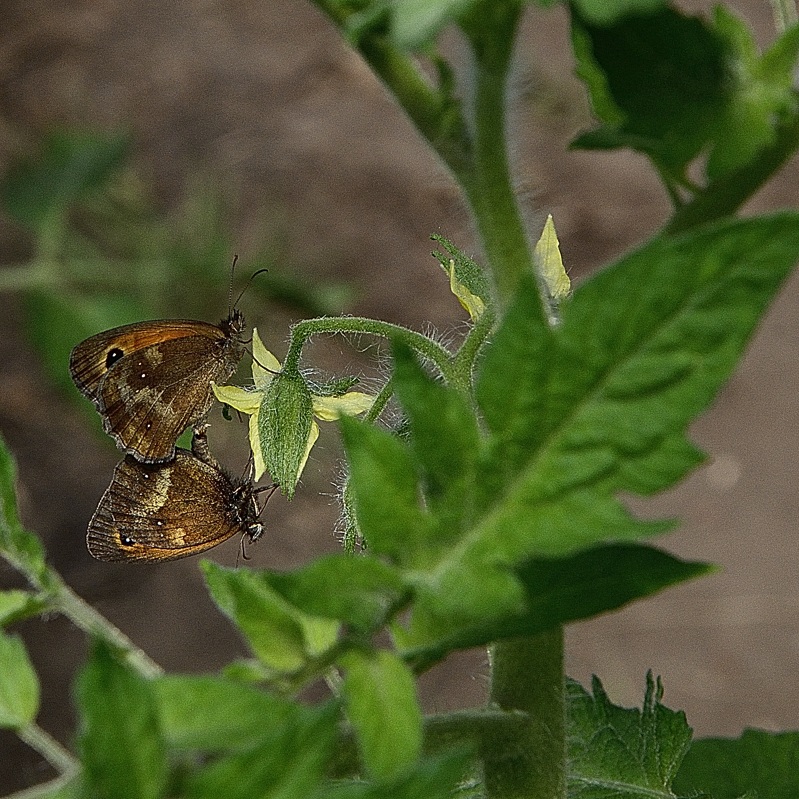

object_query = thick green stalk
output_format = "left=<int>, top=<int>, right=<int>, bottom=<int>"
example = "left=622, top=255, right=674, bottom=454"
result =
left=486, top=629, right=566, bottom=799
left=460, top=5, right=536, bottom=307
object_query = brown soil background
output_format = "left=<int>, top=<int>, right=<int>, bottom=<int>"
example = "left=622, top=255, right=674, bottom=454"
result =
left=2, top=1, right=799, bottom=793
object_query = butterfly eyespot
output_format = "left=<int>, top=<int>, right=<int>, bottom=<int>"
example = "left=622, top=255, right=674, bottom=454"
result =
left=145, top=422, right=153, bottom=430
left=105, top=348, right=124, bottom=368
left=155, top=520, right=164, bottom=527
left=120, top=534, right=136, bottom=547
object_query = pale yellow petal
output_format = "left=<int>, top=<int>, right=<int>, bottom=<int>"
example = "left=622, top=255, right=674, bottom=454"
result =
left=248, top=411, right=267, bottom=481
left=312, top=392, right=376, bottom=421
left=212, top=382, right=261, bottom=414
left=252, top=328, right=281, bottom=388
left=296, top=420, right=320, bottom=480
left=449, top=260, right=485, bottom=320
left=534, top=214, right=570, bottom=302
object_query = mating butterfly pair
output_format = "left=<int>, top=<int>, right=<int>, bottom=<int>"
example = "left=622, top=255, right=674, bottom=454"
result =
left=70, top=309, right=267, bottom=562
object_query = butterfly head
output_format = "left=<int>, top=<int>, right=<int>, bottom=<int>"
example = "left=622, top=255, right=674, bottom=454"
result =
left=229, top=480, right=266, bottom=542
left=220, top=308, right=246, bottom=340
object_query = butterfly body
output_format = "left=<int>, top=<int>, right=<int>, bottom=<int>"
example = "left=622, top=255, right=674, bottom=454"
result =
left=87, top=444, right=263, bottom=562
left=70, top=311, right=245, bottom=463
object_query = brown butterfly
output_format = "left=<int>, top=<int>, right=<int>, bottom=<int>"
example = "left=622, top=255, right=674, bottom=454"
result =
left=69, top=310, right=246, bottom=463
left=87, top=428, right=268, bottom=562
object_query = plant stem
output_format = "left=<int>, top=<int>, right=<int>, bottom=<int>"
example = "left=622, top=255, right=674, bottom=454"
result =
left=17, top=722, right=78, bottom=775
left=310, top=1, right=471, bottom=175
left=284, top=317, right=455, bottom=380
left=49, top=576, right=163, bottom=678
left=486, top=629, right=566, bottom=799
left=452, top=307, right=495, bottom=387
left=459, top=5, right=536, bottom=308
left=4, top=551, right=162, bottom=678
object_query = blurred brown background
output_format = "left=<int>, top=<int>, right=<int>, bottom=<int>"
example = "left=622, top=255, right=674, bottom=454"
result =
left=1, top=0, right=798, bottom=793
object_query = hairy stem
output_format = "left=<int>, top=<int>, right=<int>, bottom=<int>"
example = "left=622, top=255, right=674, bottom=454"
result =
left=486, top=630, right=566, bottom=799
left=284, top=317, right=455, bottom=381
left=460, top=5, right=535, bottom=307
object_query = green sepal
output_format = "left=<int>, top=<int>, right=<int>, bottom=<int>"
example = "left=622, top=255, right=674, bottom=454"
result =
left=258, top=369, right=314, bottom=498
left=431, top=233, right=491, bottom=310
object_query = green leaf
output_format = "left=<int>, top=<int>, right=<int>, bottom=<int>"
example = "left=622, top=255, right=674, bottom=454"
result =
left=0, top=433, right=47, bottom=581
left=0, top=589, right=45, bottom=626
left=474, top=215, right=799, bottom=558
left=184, top=702, right=338, bottom=799
left=571, top=0, right=666, bottom=26
left=0, top=630, right=39, bottom=728
left=341, top=649, right=423, bottom=781
left=392, top=342, right=481, bottom=541
left=474, top=272, right=552, bottom=487
left=705, top=10, right=799, bottom=180
left=154, top=675, right=296, bottom=751
left=259, top=370, right=314, bottom=498
left=568, top=673, right=693, bottom=798
left=398, top=544, right=712, bottom=667
left=674, top=728, right=799, bottom=798
left=339, top=416, right=432, bottom=563
left=265, top=554, right=408, bottom=632
left=760, top=20, right=799, bottom=84
left=571, top=7, right=729, bottom=174
left=202, top=562, right=339, bottom=673
left=77, top=640, right=167, bottom=799
left=391, top=0, right=478, bottom=49
left=1, top=131, right=129, bottom=229
left=402, top=214, right=799, bottom=650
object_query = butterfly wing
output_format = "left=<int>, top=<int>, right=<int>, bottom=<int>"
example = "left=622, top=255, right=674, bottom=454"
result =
left=70, top=319, right=244, bottom=462
left=87, top=451, right=246, bottom=562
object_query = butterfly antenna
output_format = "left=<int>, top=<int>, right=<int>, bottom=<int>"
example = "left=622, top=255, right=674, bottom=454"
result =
left=227, top=254, right=239, bottom=317
left=232, top=267, right=269, bottom=311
